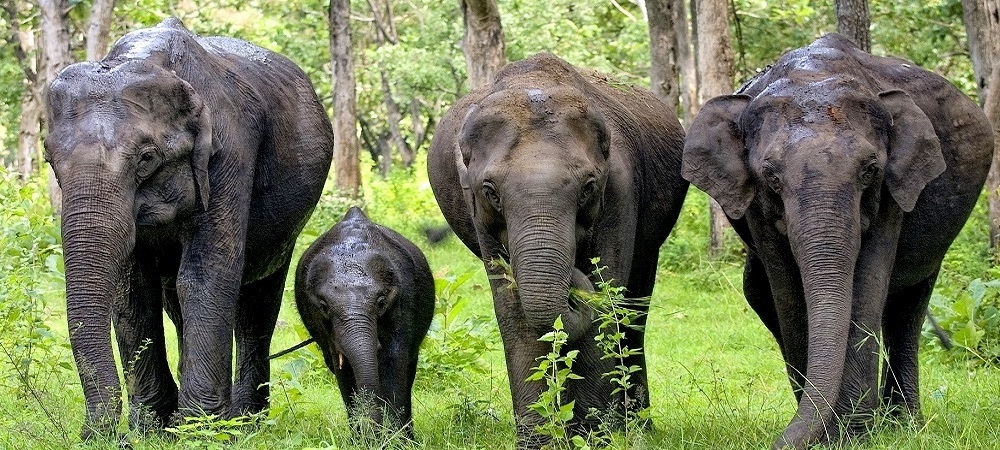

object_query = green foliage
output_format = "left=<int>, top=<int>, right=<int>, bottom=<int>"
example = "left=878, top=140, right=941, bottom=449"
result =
left=0, top=168, right=70, bottom=444
left=502, top=0, right=647, bottom=82
left=164, top=413, right=270, bottom=449
left=420, top=269, right=500, bottom=387
left=928, top=274, right=1000, bottom=363
left=526, top=315, right=586, bottom=449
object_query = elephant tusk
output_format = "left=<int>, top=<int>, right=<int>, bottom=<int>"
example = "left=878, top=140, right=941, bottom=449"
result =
left=338, top=353, right=344, bottom=370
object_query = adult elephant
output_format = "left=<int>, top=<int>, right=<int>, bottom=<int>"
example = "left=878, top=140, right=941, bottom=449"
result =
left=682, top=34, right=993, bottom=449
left=428, top=53, right=688, bottom=448
left=45, top=18, right=333, bottom=438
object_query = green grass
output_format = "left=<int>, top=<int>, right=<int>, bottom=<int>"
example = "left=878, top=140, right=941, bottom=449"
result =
left=2, top=162, right=1000, bottom=449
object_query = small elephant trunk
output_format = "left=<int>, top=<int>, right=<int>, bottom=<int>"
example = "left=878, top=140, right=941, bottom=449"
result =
left=777, top=199, right=861, bottom=449
left=339, top=319, right=387, bottom=425
left=60, top=180, right=136, bottom=438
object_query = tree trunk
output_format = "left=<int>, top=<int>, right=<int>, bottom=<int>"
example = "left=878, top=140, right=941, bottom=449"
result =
left=38, top=0, right=73, bottom=212
left=646, top=0, right=679, bottom=113
left=330, top=0, right=361, bottom=197
left=369, top=0, right=414, bottom=170
left=4, top=0, right=42, bottom=180
left=981, top=0, right=1000, bottom=250
left=460, top=0, right=506, bottom=90
left=19, top=91, right=42, bottom=180
left=85, top=0, right=116, bottom=61
left=696, top=0, right=735, bottom=258
left=834, top=0, right=871, bottom=52
left=963, top=0, right=995, bottom=105
left=675, top=0, right=698, bottom=126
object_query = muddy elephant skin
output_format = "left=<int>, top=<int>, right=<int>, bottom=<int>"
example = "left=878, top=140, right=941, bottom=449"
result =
left=682, top=33, right=994, bottom=449
left=44, top=18, right=334, bottom=437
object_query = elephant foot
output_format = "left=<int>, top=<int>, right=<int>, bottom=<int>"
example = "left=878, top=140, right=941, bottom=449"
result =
left=772, top=417, right=832, bottom=450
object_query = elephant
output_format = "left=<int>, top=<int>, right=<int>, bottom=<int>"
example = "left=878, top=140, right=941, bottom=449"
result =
left=682, top=33, right=994, bottom=449
left=44, top=18, right=333, bottom=438
left=295, top=207, right=435, bottom=437
left=427, top=52, right=689, bottom=447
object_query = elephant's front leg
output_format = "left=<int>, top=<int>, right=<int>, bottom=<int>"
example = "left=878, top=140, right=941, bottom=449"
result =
left=232, top=263, right=289, bottom=416
left=114, top=256, right=178, bottom=431
left=487, top=260, right=555, bottom=449
left=175, top=222, right=248, bottom=419
left=835, top=204, right=903, bottom=434
left=881, top=270, right=937, bottom=419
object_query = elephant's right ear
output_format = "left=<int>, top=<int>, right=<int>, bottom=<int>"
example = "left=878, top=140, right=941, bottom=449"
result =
left=682, top=94, right=753, bottom=219
left=454, top=106, right=479, bottom=215
left=188, top=87, right=214, bottom=211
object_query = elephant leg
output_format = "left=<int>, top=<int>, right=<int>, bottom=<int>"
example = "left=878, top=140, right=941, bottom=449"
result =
left=379, top=335, right=418, bottom=436
left=755, top=239, right=809, bottom=401
left=565, top=319, right=614, bottom=434
left=231, top=263, right=288, bottom=416
left=488, top=266, right=554, bottom=449
left=835, top=206, right=902, bottom=436
left=114, top=259, right=178, bottom=430
left=744, top=250, right=782, bottom=345
left=881, top=270, right=937, bottom=419
left=621, top=308, right=651, bottom=417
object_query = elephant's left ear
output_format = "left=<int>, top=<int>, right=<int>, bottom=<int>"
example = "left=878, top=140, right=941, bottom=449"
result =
left=878, top=90, right=945, bottom=212
left=188, top=87, right=215, bottom=211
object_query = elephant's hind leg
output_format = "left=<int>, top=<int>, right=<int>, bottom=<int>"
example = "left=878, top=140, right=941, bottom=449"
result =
left=881, top=271, right=938, bottom=420
left=231, top=263, right=288, bottom=417
left=116, top=259, right=178, bottom=431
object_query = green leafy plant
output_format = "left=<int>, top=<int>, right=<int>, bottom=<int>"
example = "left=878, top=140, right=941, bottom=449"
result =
left=164, top=413, right=267, bottom=449
left=419, top=269, right=499, bottom=387
left=526, top=315, right=589, bottom=450
left=580, top=259, right=650, bottom=438
left=928, top=274, right=1000, bottom=363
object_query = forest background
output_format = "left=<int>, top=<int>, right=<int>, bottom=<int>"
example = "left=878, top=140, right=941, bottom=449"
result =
left=2, top=0, right=1000, bottom=449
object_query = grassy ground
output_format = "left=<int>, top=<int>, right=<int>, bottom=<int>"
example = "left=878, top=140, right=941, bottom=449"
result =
left=2, top=163, right=999, bottom=449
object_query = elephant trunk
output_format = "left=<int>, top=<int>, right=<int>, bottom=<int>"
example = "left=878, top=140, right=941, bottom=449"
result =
left=777, top=192, right=861, bottom=449
left=339, top=318, right=386, bottom=425
left=61, top=178, right=135, bottom=438
left=507, top=207, right=592, bottom=341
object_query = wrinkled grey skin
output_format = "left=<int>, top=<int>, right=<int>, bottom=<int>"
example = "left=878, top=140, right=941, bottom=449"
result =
left=295, top=207, right=434, bottom=436
left=682, top=34, right=994, bottom=449
left=44, top=18, right=333, bottom=438
left=427, top=53, right=688, bottom=448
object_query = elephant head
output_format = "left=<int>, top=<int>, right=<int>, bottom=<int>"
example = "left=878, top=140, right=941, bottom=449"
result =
left=682, top=77, right=943, bottom=446
left=301, top=226, right=401, bottom=424
left=44, top=60, right=214, bottom=434
left=455, top=85, right=609, bottom=340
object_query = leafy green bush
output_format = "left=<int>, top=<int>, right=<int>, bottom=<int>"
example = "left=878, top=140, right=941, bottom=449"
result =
left=0, top=169, right=71, bottom=443
left=928, top=273, right=1000, bottom=363
left=419, top=270, right=499, bottom=387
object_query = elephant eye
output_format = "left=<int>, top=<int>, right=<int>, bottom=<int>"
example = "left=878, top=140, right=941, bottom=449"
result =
left=762, top=167, right=781, bottom=193
left=375, top=295, right=388, bottom=315
left=135, top=146, right=163, bottom=181
left=579, top=178, right=598, bottom=206
left=859, top=160, right=880, bottom=187
left=482, top=181, right=502, bottom=211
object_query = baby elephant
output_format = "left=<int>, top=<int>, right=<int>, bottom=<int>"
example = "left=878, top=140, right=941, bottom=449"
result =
left=295, top=207, right=435, bottom=435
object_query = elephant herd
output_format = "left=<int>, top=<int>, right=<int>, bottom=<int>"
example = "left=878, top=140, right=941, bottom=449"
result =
left=44, top=18, right=993, bottom=450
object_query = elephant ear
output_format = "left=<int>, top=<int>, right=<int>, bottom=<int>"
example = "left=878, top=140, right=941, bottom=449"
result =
left=878, top=90, right=945, bottom=212
left=682, top=94, right=753, bottom=219
left=187, top=86, right=214, bottom=211
left=454, top=106, right=480, bottom=216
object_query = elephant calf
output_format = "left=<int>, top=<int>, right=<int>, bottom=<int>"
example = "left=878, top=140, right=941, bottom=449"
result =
left=295, top=207, right=435, bottom=436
